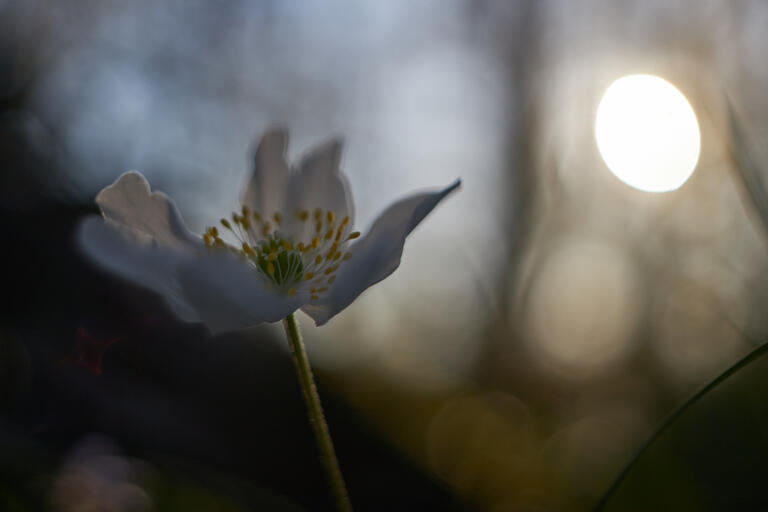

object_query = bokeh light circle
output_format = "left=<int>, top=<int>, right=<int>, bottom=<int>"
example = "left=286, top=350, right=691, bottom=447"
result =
left=526, top=240, right=639, bottom=372
left=595, top=74, right=700, bottom=193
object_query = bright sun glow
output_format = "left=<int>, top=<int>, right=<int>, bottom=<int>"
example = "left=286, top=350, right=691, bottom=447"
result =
left=595, top=74, right=701, bottom=193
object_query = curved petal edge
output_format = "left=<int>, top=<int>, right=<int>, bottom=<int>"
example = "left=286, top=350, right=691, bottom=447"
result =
left=241, top=128, right=290, bottom=218
left=302, top=179, right=461, bottom=326
left=95, top=171, right=199, bottom=248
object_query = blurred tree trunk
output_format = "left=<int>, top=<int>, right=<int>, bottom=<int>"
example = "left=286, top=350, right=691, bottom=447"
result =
left=472, top=0, right=542, bottom=388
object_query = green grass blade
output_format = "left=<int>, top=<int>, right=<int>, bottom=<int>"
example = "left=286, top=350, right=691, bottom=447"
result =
left=594, top=343, right=768, bottom=512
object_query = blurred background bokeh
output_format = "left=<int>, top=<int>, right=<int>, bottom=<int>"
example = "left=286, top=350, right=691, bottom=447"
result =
left=3, top=1, right=768, bottom=510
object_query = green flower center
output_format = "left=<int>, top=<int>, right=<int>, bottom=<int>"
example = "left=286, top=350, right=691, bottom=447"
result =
left=252, top=235, right=305, bottom=287
left=203, top=206, right=360, bottom=299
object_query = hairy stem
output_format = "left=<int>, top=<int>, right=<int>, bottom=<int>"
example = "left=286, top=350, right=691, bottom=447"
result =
left=282, top=313, right=353, bottom=512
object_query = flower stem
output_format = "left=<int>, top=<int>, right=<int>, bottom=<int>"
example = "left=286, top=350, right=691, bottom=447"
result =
left=282, top=313, right=353, bottom=512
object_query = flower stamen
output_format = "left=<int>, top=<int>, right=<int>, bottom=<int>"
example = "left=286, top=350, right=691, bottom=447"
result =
left=203, top=208, right=356, bottom=297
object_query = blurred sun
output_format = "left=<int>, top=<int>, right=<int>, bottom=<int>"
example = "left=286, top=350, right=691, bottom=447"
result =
left=595, top=74, right=700, bottom=193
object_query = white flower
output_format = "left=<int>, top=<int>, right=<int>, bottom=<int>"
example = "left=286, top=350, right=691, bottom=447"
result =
left=79, top=129, right=460, bottom=333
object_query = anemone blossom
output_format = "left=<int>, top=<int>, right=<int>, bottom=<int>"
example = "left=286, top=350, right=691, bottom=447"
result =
left=79, top=129, right=460, bottom=333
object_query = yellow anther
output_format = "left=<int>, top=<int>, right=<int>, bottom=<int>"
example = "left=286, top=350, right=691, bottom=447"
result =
left=296, top=209, right=309, bottom=222
left=324, top=265, right=336, bottom=275
left=311, top=294, right=320, bottom=301
left=297, top=242, right=305, bottom=251
left=335, top=225, right=344, bottom=241
left=267, top=262, right=275, bottom=275
left=324, top=229, right=334, bottom=240
left=340, top=216, right=349, bottom=226
left=261, top=222, right=271, bottom=236
left=347, top=231, right=360, bottom=240
left=315, top=221, right=322, bottom=234
left=241, top=219, right=251, bottom=230
left=315, top=255, right=323, bottom=265
left=304, top=272, right=315, bottom=280
left=273, top=212, right=282, bottom=225
left=288, top=288, right=296, bottom=297
left=242, top=205, right=250, bottom=217
left=267, top=251, right=278, bottom=262
left=314, top=209, right=322, bottom=221
left=326, top=211, right=334, bottom=224
left=310, top=287, right=316, bottom=293
left=311, top=237, right=319, bottom=248
left=210, top=226, right=219, bottom=237
left=242, top=243, right=255, bottom=256
left=281, top=240, right=292, bottom=251
left=203, top=233, right=212, bottom=246
left=220, top=218, right=231, bottom=229
left=328, top=275, right=337, bottom=284
left=343, top=252, right=352, bottom=261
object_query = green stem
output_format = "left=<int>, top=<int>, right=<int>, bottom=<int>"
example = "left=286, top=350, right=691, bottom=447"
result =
left=282, top=313, right=353, bottom=512
left=593, top=341, right=768, bottom=511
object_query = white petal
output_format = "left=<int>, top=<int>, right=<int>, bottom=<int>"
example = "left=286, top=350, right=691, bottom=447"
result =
left=80, top=217, right=306, bottom=333
left=95, top=171, right=199, bottom=249
left=176, top=252, right=306, bottom=334
left=283, top=138, right=355, bottom=240
left=302, top=179, right=461, bottom=326
left=240, top=128, right=290, bottom=219
left=79, top=216, right=200, bottom=323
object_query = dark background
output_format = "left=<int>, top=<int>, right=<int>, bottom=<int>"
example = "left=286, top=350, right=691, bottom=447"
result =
left=3, top=1, right=768, bottom=511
